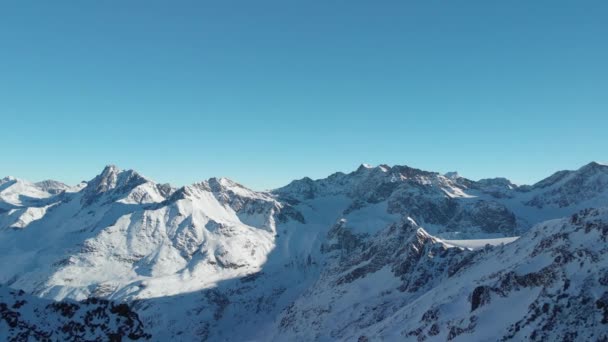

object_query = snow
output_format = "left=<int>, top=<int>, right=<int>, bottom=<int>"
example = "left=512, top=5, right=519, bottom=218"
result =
left=0, top=177, right=52, bottom=206
left=442, top=236, right=519, bottom=250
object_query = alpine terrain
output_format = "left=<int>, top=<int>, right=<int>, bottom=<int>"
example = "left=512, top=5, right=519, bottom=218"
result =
left=1, top=162, right=608, bottom=341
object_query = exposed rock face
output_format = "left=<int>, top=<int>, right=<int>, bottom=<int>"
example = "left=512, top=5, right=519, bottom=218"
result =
left=277, top=162, right=608, bottom=238
left=276, top=164, right=441, bottom=202
left=0, top=285, right=150, bottom=341
left=278, top=164, right=528, bottom=237
left=472, top=177, right=518, bottom=198
left=447, top=200, right=517, bottom=234
left=277, top=217, right=477, bottom=340
left=325, top=218, right=471, bottom=293
left=81, top=165, right=152, bottom=206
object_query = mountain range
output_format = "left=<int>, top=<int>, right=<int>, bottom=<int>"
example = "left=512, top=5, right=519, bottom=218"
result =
left=1, top=162, right=607, bottom=341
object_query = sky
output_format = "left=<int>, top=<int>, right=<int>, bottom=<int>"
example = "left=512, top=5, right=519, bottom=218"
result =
left=1, top=1, right=607, bottom=190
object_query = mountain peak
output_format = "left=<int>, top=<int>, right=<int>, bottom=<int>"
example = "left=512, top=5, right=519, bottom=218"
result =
left=104, top=164, right=118, bottom=170
left=356, top=163, right=392, bottom=174
left=1, top=175, right=18, bottom=183
left=378, top=164, right=390, bottom=172
left=569, top=161, right=608, bottom=180
left=444, top=171, right=460, bottom=180
left=356, top=163, right=373, bottom=172
left=100, top=164, right=120, bottom=176
left=207, top=176, right=239, bottom=191
left=81, top=165, right=150, bottom=205
left=95, top=164, right=123, bottom=187
left=34, top=180, right=70, bottom=194
left=579, top=161, right=608, bottom=172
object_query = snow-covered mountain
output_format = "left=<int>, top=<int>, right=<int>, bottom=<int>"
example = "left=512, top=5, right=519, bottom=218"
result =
left=274, top=208, right=608, bottom=341
left=0, top=162, right=607, bottom=341
left=276, top=161, right=608, bottom=238
left=0, top=165, right=302, bottom=301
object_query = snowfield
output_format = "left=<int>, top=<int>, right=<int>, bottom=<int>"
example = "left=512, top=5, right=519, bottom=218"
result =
left=442, top=237, right=519, bottom=250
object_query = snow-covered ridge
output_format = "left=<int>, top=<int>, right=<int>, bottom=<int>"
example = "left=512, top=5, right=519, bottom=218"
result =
left=0, top=165, right=299, bottom=301
left=274, top=161, right=608, bottom=238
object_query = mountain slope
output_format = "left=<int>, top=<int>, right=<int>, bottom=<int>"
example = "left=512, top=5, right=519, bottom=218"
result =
left=526, top=161, right=608, bottom=208
left=272, top=208, right=608, bottom=341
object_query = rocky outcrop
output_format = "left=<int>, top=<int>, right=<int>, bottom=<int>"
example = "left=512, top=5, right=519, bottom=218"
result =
left=0, top=286, right=150, bottom=341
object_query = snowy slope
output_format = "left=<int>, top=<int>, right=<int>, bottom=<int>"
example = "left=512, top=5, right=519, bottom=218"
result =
left=0, top=176, right=53, bottom=207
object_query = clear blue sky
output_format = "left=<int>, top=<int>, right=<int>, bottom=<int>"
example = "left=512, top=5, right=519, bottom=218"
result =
left=1, top=1, right=607, bottom=190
